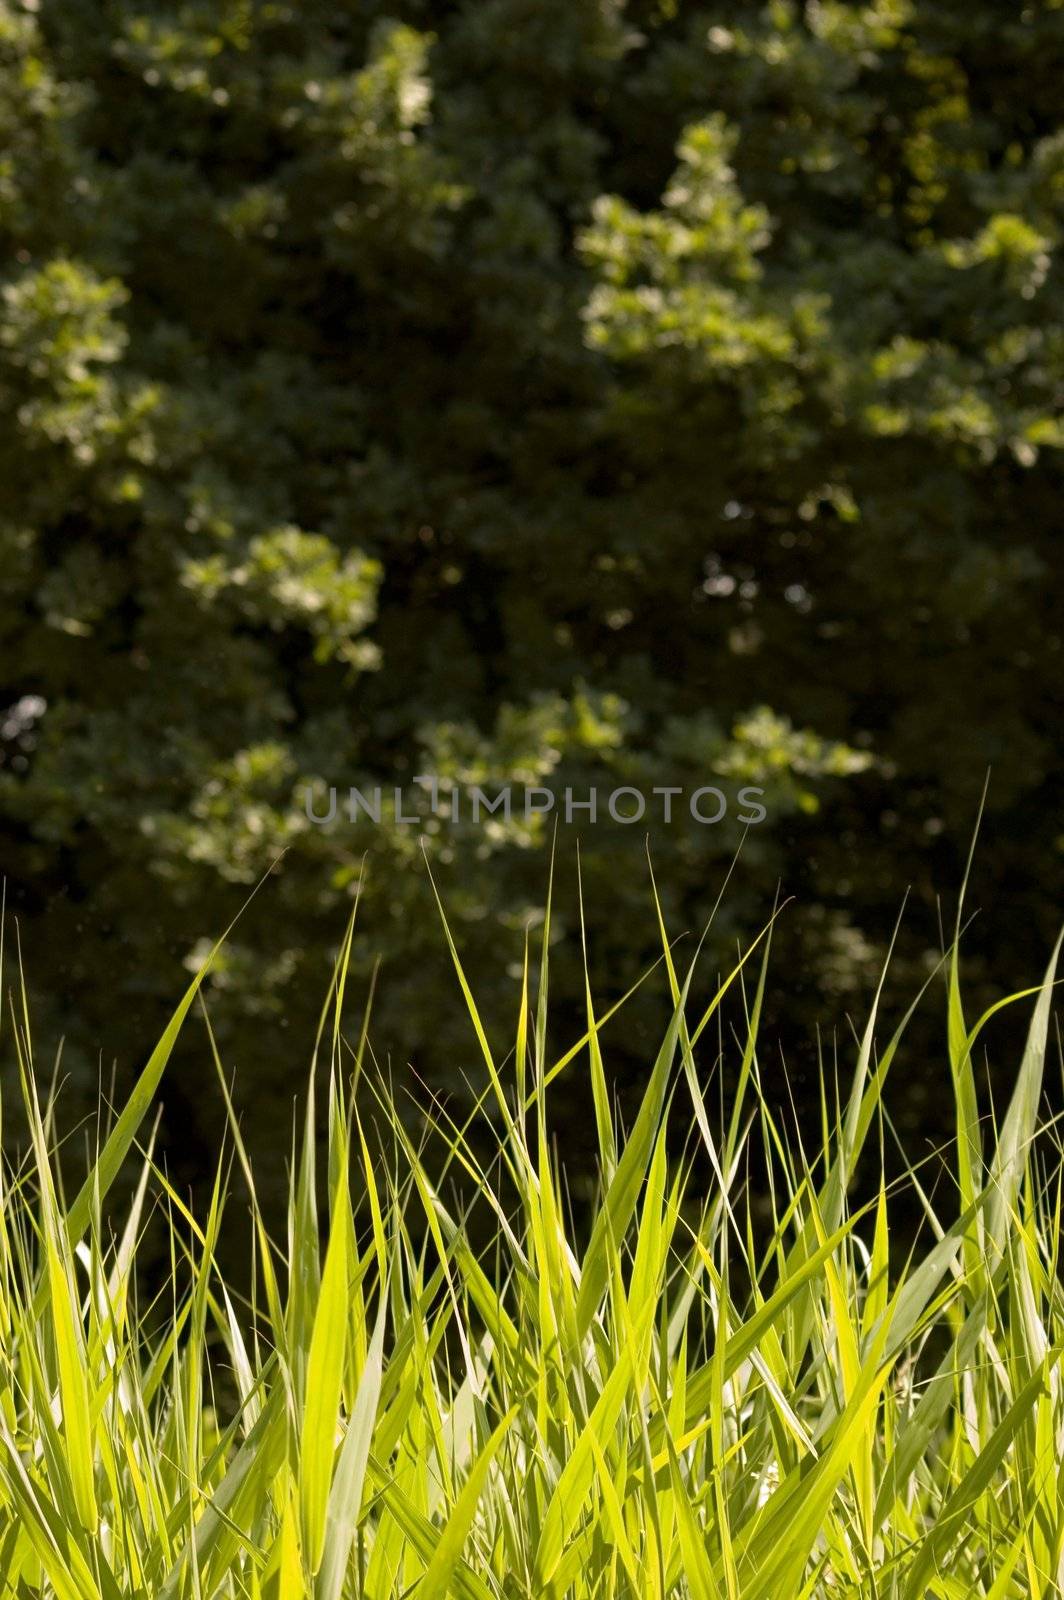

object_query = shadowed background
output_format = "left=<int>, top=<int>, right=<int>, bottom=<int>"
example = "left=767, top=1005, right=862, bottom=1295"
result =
left=1, top=0, right=1062, bottom=1238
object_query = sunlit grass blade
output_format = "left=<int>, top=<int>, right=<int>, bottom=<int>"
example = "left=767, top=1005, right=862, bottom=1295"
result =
left=0, top=876, right=1059, bottom=1600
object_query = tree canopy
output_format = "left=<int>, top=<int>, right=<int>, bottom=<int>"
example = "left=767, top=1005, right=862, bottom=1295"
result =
left=2, top=0, right=1062, bottom=1194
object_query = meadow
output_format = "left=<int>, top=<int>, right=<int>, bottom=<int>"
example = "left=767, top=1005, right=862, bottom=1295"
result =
left=0, top=873, right=1061, bottom=1599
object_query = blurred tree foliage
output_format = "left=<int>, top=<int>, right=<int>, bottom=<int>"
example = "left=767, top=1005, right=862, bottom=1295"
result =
left=2, top=0, right=1062, bottom=1199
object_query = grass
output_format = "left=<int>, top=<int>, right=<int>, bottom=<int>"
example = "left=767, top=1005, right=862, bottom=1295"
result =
left=0, top=873, right=1062, bottom=1599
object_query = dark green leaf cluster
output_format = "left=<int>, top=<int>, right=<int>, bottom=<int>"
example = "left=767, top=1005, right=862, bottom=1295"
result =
left=2, top=0, right=1062, bottom=1199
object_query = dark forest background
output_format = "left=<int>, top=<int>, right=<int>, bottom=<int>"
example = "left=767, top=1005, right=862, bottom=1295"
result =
left=2, top=0, right=1062, bottom=1227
